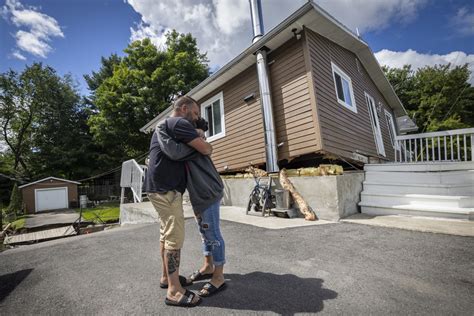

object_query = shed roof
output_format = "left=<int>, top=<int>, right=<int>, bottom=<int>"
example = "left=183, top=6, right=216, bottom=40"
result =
left=18, top=177, right=81, bottom=189
left=141, top=1, right=408, bottom=133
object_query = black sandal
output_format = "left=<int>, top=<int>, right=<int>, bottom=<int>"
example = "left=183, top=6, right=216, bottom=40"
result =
left=189, top=270, right=213, bottom=282
left=165, top=290, right=202, bottom=307
left=160, top=275, right=193, bottom=289
left=198, top=282, right=227, bottom=297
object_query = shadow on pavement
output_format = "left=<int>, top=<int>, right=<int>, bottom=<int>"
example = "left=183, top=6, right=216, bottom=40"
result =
left=195, top=272, right=337, bottom=315
left=0, top=269, right=33, bottom=302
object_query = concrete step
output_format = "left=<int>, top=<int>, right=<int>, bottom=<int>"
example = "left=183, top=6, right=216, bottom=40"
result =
left=364, top=161, right=474, bottom=172
left=364, top=170, right=474, bottom=185
left=360, top=193, right=474, bottom=208
left=360, top=204, right=474, bottom=221
left=362, top=181, right=474, bottom=195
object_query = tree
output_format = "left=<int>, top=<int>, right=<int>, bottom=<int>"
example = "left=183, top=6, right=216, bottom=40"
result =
left=0, top=65, right=43, bottom=177
left=0, top=63, right=98, bottom=180
left=6, top=183, right=22, bottom=217
left=383, top=65, right=416, bottom=111
left=84, top=54, right=122, bottom=92
left=383, top=64, right=474, bottom=132
left=86, top=30, right=209, bottom=168
left=83, top=54, right=122, bottom=111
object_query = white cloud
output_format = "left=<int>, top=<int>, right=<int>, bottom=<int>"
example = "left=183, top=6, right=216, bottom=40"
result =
left=375, top=49, right=474, bottom=84
left=126, top=0, right=248, bottom=67
left=317, top=0, right=428, bottom=33
left=213, top=0, right=249, bottom=34
left=11, top=49, right=26, bottom=60
left=2, top=0, right=64, bottom=58
left=452, top=7, right=474, bottom=36
left=130, top=22, right=170, bottom=50
left=15, top=30, right=53, bottom=58
left=126, top=0, right=429, bottom=68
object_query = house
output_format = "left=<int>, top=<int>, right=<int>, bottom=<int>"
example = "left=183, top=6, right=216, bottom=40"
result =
left=140, top=1, right=414, bottom=172
left=19, top=177, right=80, bottom=213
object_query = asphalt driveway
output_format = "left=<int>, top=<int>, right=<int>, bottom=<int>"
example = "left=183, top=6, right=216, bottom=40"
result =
left=24, top=210, right=82, bottom=229
left=1, top=220, right=473, bottom=315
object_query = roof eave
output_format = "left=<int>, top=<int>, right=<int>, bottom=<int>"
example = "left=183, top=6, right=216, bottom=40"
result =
left=18, top=176, right=81, bottom=189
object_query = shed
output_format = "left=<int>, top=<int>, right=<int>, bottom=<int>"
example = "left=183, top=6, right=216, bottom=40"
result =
left=19, top=177, right=80, bottom=213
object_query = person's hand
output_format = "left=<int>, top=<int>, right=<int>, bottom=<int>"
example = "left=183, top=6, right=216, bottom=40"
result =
left=196, top=128, right=206, bottom=139
left=195, top=117, right=209, bottom=132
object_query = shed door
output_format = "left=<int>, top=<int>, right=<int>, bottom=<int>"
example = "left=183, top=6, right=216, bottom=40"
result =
left=35, top=187, right=68, bottom=212
left=365, top=92, right=385, bottom=157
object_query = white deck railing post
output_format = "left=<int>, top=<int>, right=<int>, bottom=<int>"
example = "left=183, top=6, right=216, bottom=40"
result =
left=120, top=159, right=145, bottom=203
left=395, top=128, right=474, bottom=164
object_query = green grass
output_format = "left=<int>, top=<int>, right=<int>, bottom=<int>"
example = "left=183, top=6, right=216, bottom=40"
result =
left=7, top=216, right=26, bottom=231
left=75, top=202, right=120, bottom=224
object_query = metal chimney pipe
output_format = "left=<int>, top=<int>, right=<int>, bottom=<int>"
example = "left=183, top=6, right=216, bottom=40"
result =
left=249, top=0, right=264, bottom=43
left=249, top=0, right=279, bottom=172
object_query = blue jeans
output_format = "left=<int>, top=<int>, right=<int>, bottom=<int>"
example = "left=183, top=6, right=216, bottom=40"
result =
left=194, top=201, right=226, bottom=266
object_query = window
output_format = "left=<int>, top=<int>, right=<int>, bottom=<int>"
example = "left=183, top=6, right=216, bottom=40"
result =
left=201, top=91, right=225, bottom=142
left=384, top=109, right=398, bottom=149
left=365, top=92, right=385, bottom=157
left=331, top=62, right=357, bottom=113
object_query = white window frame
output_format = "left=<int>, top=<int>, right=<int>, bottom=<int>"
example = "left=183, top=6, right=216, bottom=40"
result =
left=365, top=92, right=386, bottom=157
left=384, top=109, right=399, bottom=149
left=331, top=62, right=357, bottom=113
left=200, top=91, right=226, bottom=142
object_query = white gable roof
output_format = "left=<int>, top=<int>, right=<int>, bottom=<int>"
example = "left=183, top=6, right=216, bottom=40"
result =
left=18, top=177, right=81, bottom=189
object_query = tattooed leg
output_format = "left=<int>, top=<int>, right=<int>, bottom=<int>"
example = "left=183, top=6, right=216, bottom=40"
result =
left=165, top=248, right=200, bottom=304
left=166, top=249, right=181, bottom=276
left=160, top=242, right=167, bottom=284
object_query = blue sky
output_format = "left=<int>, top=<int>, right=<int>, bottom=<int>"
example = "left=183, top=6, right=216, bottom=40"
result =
left=1, top=0, right=473, bottom=97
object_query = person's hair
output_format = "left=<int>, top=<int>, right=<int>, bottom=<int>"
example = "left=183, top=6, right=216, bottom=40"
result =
left=173, top=95, right=198, bottom=110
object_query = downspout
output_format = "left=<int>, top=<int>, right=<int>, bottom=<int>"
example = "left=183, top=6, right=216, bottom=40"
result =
left=249, top=0, right=279, bottom=172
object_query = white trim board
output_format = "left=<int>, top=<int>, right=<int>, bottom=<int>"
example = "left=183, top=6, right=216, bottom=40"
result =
left=19, top=176, right=80, bottom=189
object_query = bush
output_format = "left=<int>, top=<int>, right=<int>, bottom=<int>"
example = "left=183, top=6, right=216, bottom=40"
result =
left=6, top=183, right=22, bottom=217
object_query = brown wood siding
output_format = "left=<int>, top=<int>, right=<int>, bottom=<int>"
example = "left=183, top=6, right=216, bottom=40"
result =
left=197, top=67, right=266, bottom=172
left=21, top=179, right=78, bottom=213
left=197, top=37, right=320, bottom=172
left=306, top=29, right=397, bottom=161
left=270, top=37, right=320, bottom=161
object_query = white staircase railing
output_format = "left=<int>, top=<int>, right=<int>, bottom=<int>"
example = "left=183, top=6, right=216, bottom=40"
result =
left=120, top=159, right=146, bottom=203
left=395, top=128, right=474, bottom=163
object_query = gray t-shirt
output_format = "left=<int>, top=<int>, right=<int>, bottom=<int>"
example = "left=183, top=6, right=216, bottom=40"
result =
left=144, top=117, right=199, bottom=194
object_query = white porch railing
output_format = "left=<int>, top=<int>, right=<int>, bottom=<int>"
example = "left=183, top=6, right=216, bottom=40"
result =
left=395, top=128, right=474, bottom=163
left=120, top=159, right=146, bottom=203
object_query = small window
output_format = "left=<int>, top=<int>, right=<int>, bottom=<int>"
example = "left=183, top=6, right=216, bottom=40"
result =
left=201, top=91, right=225, bottom=142
left=384, top=109, right=398, bottom=149
left=331, top=62, right=357, bottom=113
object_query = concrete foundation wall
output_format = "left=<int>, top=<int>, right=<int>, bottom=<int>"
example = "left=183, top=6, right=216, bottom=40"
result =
left=120, top=201, right=159, bottom=225
left=120, top=172, right=364, bottom=225
left=222, top=172, right=364, bottom=221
